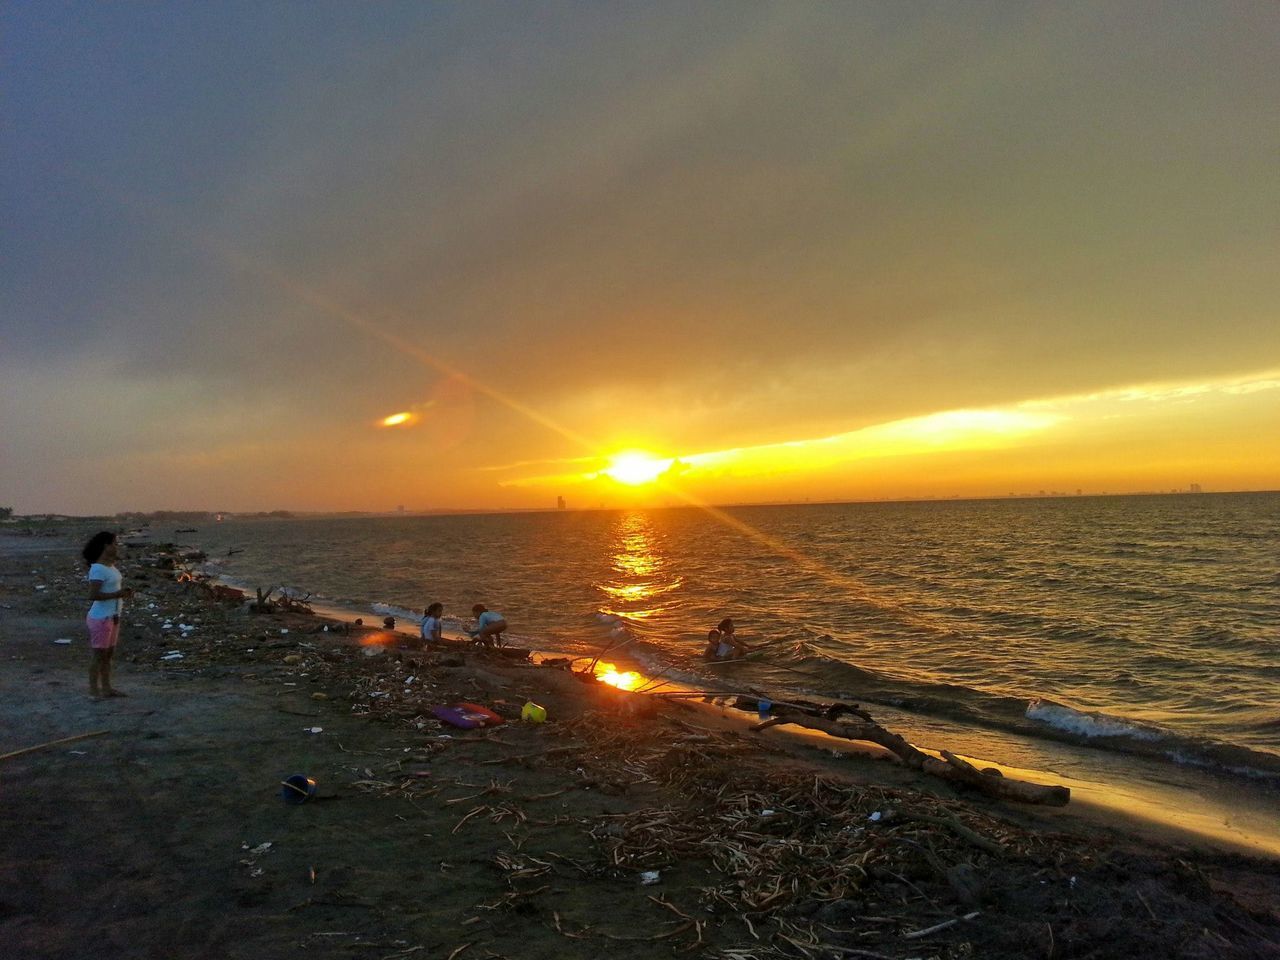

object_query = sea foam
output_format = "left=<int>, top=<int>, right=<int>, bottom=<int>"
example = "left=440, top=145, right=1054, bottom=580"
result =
left=1026, top=699, right=1163, bottom=742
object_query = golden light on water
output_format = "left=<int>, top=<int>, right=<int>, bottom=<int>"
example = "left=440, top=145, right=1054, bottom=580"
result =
left=380, top=412, right=413, bottom=427
left=596, top=662, right=644, bottom=691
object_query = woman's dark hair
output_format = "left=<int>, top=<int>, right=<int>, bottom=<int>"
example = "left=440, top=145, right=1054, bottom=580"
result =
left=717, top=617, right=735, bottom=633
left=82, top=531, right=116, bottom=566
left=425, top=602, right=443, bottom=618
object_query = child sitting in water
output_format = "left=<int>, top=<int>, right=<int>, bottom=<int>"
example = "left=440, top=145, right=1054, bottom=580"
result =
left=704, top=618, right=750, bottom=661
left=420, top=602, right=443, bottom=646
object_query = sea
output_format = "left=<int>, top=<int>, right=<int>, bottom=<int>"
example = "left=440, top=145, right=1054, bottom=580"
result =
left=176, top=492, right=1280, bottom=850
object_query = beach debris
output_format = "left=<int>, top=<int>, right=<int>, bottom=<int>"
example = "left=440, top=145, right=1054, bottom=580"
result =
left=281, top=774, right=318, bottom=804
left=53, top=638, right=73, bottom=645
left=161, top=652, right=184, bottom=661
left=521, top=701, right=547, bottom=723
left=753, top=709, right=1070, bottom=806
left=304, top=727, right=323, bottom=734
left=639, top=870, right=661, bottom=885
left=433, top=703, right=505, bottom=730
left=250, top=586, right=277, bottom=613
left=0, top=730, right=110, bottom=763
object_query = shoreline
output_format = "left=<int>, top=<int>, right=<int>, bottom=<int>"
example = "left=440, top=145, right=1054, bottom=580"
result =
left=3, top=530, right=1279, bottom=959
left=198, top=546, right=1280, bottom=860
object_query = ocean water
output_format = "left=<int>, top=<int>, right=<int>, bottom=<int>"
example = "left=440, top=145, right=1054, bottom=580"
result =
left=177, top=493, right=1280, bottom=790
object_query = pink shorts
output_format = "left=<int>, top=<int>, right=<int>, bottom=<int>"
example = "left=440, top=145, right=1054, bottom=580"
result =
left=86, top=615, right=120, bottom=650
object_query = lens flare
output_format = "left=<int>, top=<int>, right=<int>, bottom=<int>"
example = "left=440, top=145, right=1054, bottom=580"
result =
left=604, top=452, right=673, bottom=485
left=380, top=412, right=412, bottom=427
left=595, top=662, right=644, bottom=691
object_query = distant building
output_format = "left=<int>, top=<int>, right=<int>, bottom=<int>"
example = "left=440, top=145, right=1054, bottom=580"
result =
left=557, top=496, right=566, bottom=510
left=397, top=504, right=405, bottom=513
left=1190, top=483, right=1203, bottom=494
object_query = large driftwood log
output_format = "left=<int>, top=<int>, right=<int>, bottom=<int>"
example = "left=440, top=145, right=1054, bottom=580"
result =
left=754, top=711, right=1070, bottom=806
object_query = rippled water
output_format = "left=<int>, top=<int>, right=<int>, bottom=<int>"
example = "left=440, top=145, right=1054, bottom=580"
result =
left=181, top=492, right=1280, bottom=783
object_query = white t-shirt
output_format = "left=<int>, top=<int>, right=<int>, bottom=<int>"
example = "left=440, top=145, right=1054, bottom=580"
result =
left=87, top=563, right=123, bottom=619
left=420, top=616, right=442, bottom=642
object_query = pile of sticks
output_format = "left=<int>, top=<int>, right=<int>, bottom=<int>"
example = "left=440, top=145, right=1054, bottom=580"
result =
left=552, top=711, right=1073, bottom=957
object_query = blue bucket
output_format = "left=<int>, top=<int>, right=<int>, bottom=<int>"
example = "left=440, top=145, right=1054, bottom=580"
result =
left=281, top=774, right=317, bottom=804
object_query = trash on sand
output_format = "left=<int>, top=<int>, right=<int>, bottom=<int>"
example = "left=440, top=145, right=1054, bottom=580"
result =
left=281, top=774, right=318, bottom=804
left=304, top=726, right=323, bottom=734
left=521, top=701, right=547, bottom=723
left=432, top=703, right=504, bottom=730
left=640, top=871, right=661, bottom=885
left=53, top=638, right=73, bottom=645
left=868, top=811, right=883, bottom=822
left=161, top=652, right=184, bottom=661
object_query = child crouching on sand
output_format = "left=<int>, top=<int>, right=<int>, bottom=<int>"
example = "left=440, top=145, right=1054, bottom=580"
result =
left=467, top=604, right=508, bottom=647
left=83, top=531, right=133, bottom=698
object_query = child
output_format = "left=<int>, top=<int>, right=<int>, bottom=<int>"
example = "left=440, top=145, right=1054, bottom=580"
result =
left=420, top=602, right=444, bottom=645
left=83, top=531, right=133, bottom=698
left=467, top=604, right=508, bottom=647
left=706, top=617, right=750, bottom=661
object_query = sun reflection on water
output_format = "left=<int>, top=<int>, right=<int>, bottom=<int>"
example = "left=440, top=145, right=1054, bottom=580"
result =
left=595, top=661, right=644, bottom=691
left=594, top=512, right=680, bottom=645
left=599, top=513, right=672, bottom=611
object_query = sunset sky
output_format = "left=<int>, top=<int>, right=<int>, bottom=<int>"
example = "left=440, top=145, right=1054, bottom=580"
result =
left=3, top=3, right=1278, bottom=514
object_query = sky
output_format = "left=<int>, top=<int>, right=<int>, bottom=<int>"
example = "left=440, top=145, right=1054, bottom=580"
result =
left=2, top=2, right=1278, bottom=514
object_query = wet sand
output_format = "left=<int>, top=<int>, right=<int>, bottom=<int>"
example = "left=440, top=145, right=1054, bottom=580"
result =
left=2, top=529, right=1278, bottom=959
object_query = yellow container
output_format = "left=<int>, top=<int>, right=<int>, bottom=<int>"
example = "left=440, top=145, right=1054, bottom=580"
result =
left=521, top=701, right=547, bottom=723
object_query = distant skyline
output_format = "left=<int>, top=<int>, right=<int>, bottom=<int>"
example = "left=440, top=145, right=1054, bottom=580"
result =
left=3, top=3, right=1278, bottom=514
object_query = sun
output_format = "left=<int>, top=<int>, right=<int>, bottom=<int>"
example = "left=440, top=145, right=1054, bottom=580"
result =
left=604, top=452, right=673, bottom=485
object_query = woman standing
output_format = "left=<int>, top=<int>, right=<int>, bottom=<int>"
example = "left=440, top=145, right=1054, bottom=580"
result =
left=83, top=531, right=133, bottom=698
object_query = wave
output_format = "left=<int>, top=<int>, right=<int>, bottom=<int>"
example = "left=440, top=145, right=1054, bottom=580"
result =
left=1026, top=699, right=1163, bottom=741
left=734, top=650, right=1280, bottom=786
left=372, top=602, right=424, bottom=623
left=1021, top=699, right=1280, bottom=782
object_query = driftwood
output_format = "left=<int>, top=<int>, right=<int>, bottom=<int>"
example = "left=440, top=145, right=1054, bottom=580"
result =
left=754, top=711, right=1070, bottom=806
left=0, top=730, right=110, bottom=763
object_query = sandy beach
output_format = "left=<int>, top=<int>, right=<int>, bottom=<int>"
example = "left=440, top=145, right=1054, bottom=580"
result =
left=2, top=529, right=1278, bottom=960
